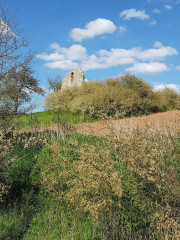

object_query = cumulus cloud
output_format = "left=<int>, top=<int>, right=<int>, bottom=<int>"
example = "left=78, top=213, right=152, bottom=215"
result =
left=153, top=8, right=161, bottom=14
left=38, top=42, right=178, bottom=73
left=70, top=18, right=117, bottom=41
left=136, top=42, right=178, bottom=61
left=45, top=60, right=78, bottom=70
left=59, top=44, right=87, bottom=60
left=126, top=62, right=169, bottom=74
left=153, top=84, right=180, bottom=93
left=37, top=44, right=87, bottom=61
left=119, top=26, right=127, bottom=33
left=36, top=52, right=65, bottom=61
left=120, top=8, right=149, bottom=20
left=165, top=5, right=172, bottom=9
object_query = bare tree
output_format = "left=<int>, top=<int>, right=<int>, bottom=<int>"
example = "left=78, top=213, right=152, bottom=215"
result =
left=0, top=1, right=44, bottom=117
left=0, top=1, right=31, bottom=75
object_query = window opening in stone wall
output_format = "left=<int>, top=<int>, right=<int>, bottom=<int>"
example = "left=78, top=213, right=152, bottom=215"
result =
left=71, top=72, right=74, bottom=83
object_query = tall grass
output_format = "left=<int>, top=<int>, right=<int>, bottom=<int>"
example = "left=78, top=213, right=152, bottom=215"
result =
left=0, top=121, right=179, bottom=239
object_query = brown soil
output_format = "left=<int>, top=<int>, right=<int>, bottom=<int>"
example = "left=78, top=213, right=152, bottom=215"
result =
left=74, top=110, right=180, bottom=136
left=19, top=110, right=180, bottom=136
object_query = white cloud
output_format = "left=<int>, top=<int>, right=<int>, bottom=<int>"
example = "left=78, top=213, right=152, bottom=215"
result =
left=50, top=43, right=62, bottom=52
left=0, top=19, right=16, bottom=37
left=150, top=19, right=157, bottom=25
left=126, top=62, right=169, bottom=73
left=37, top=44, right=87, bottom=61
left=153, top=8, right=161, bottom=14
left=153, top=84, right=180, bottom=93
left=70, top=18, right=117, bottom=41
left=137, top=42, right=178, bottom=61
left=45, top=60, right=78, bottom=70
left=98, top=48, right=136, bottom=64
left=59, top=44, right=87, bottom=60
left=120, top=8, right=149, bottom=20
left=176, top=65, right=180, bottom=70
left=165, top=5, right=172, bottom=9
left=38, top=42, right=178, bottom=73
left=37, top=52, right=65, bottom=61
left=119, top=26, right=127, bottom=33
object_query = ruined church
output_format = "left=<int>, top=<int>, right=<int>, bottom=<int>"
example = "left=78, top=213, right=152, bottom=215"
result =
left=61, top=68, right=85, bottom=90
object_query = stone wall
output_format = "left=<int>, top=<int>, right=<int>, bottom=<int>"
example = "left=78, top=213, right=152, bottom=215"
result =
left=61, top=68, right=85, bottom=90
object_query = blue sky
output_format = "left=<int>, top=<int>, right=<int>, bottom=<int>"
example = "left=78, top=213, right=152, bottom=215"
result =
left=6, top=0, right=180, bottom=111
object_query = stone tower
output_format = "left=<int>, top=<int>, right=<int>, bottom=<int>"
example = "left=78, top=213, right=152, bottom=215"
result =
left=61, top=68, right=85, bottom=90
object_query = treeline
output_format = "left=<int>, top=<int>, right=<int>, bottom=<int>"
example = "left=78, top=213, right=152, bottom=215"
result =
left=45, top=74, right=180, bottom=119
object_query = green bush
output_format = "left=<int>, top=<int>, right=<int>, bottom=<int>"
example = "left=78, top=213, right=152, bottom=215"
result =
left=154, top=88, right=180, bottom=111
left=45, top=74, right=179, bottom=119
left=45, top=78, right=140, bottom=118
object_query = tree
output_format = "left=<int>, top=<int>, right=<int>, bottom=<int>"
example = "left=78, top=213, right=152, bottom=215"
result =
left=120, top=74, right=153, bottom=98
left=1, top=66, right=44, bottom=114
left=48, top=75, right=62, bottom=92
left=0, top=1, right=44, bottom=117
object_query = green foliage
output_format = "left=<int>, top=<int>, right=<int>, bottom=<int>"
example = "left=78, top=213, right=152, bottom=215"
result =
left=120, top=74, right=153, bottom=99
left=48, top=75, right=62, bottom=92
left=154, top=88, right=180, bottom=111
left=0, top=135, right=44, bottom=239
left=45, top=79, right=140, bottom=118
left=0, top=207, right=27, bottom=239
left=23, top=197, right=97, bottom=240
left=1, top=66, right=45, bottom=114
left=45, top=74, right=180, bottom=119
left=0, top=126, right=180, bottom=239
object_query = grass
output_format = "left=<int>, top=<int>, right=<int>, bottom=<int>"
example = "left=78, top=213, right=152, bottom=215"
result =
left=0, top=122, right=179, bottom=239
left=14, top=110, right=96, bottom=130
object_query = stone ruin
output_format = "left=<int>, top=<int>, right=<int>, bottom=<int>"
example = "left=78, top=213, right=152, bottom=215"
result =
left=61, top=68, right=85, bottom=90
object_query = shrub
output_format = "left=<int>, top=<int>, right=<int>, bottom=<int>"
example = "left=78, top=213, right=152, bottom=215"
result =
left=154, top=88, right=180, bottom=111
left=45, top=74, right=179, bottom=119
left=120, top=74, right=153, bottom=99
left=30, top=130, right=180, bottom=239
left=45, top=79, right=141, bottom=118
left=0, top=125, right=180, bottom=239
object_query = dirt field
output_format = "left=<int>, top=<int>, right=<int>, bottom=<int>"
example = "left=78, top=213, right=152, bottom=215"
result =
left=19, top=110, right=180, bottom=136
left=74, top=110, right=180, bottom=136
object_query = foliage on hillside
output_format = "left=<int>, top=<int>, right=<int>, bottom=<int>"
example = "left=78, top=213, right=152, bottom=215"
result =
left=45, top=74, right=180, bottom=118
left=0, top=123, right=180, bottom=239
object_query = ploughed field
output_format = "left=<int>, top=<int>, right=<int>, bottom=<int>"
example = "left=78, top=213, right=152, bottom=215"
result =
left=23, top=110, right=180, bottom=136
left=75, top=110, right=180, bottom=136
